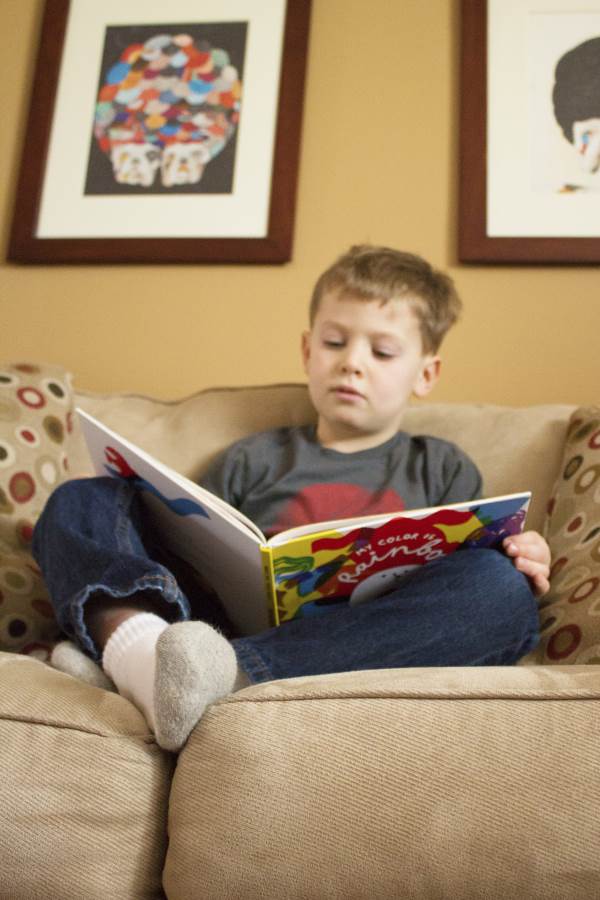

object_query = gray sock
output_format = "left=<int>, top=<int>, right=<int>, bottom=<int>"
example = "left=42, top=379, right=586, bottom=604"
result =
left=154, top=621, right=248, bottom=752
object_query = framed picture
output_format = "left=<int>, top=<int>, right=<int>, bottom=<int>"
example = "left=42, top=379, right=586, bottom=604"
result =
left=8, top=0, right=311, bottom=264
left=459, top=0, right=600, bottom=264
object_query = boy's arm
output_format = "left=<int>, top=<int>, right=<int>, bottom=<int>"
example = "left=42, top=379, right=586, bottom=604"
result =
left=502, top=531, right=551, bottom=598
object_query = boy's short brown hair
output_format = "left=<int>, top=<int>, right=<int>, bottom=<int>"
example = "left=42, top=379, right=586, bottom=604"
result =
left=310, top=244, right=462, bottom=353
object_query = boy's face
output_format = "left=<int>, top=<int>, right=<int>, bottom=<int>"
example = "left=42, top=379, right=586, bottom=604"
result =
left=302, top=290, right=440, bottom=451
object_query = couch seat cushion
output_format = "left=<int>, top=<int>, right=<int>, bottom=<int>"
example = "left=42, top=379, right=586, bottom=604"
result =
left=165, top=666, right=600, bottom=900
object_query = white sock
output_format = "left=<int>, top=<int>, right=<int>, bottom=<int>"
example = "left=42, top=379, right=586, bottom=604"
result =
left=102, top=612, right=168, bottom=733
left=102, top=614, right=249, bottom=750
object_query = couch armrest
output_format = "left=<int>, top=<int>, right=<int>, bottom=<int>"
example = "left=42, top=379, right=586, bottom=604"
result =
left=0, top=653, right=173, bottom=899
left=165, top=666, right=600, bottom=900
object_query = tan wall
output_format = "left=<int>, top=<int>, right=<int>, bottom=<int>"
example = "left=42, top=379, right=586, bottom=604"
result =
left=2, top=0, right=599, bottom=404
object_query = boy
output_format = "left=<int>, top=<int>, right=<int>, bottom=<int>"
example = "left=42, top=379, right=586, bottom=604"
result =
left=33, top=245, right=549, bottom=752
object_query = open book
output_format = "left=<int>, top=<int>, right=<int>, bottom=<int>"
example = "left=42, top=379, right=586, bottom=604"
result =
left=77, top=409, right=531, bottom=636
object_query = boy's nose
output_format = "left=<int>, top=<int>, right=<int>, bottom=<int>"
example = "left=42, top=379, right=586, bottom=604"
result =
left=339, top=346, right=364, bottom=375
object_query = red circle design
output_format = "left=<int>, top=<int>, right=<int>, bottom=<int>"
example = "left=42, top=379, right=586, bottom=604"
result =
left=19, top=429, right=37, bottom=444
left=16, top=520, right=34, bottom=545
left=568, top=578, right=599, bottom=603
left=31, top=598, right=55, bottom=619
left=550, top=556, right=569, bottom=579
left=567, top=516, right=583, bottom=533
left=589, top=429, right=600, bottom=450
left=547, top=624, right=581, bottom=660
left=16, top=387, right=45, bottom=409
left=9, top=471, right=35, bottom=503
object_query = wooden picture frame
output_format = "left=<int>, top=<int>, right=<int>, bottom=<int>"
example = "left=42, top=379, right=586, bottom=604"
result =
left=459, top=0, right=600, bottom=264
left=8, top=0, right=311, bottom=264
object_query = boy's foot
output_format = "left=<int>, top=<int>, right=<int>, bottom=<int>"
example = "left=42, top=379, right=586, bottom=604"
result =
left=154, top=621, right=244, bottom=751
left=103, top=615, right=247, bottom=751
left=50, top=640, right=115, bottom=691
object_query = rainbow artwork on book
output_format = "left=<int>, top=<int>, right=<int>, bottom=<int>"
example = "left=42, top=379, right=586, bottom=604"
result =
left=271, top=497, right=529, bottom=623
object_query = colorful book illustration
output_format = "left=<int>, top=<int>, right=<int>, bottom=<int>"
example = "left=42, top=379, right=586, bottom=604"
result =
left=77, top=409, right=531, bottom=636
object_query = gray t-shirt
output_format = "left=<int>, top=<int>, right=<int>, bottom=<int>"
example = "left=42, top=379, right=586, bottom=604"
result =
left=200, top=425, right=482, bottom=538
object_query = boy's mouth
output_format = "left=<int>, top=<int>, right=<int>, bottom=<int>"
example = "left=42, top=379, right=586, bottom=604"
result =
left=332, top=385, right=365, bottom=400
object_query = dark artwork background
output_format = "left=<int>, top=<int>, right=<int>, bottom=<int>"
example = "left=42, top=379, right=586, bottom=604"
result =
left=84, top=21, right=247, bottom=195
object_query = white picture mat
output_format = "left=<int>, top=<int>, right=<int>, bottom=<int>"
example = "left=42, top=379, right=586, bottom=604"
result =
left=488, top=0, right=600, bottom=237
left=36, top=0, right=286, bottom=239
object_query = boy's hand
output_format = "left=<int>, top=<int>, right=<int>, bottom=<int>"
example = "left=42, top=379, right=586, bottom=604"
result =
left=502, top=531, right=551, bottom=598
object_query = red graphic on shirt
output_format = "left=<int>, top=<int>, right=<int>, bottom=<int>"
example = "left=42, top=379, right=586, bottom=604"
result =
left=272, top=483, right=405, bottom=534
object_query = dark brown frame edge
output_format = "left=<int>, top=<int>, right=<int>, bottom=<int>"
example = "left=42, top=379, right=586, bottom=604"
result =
left=7, top=0, right=311, bottom=265
left=458, top=0, right=600, bottom=265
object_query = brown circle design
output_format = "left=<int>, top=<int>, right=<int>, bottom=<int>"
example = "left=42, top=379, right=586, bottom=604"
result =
left=8, top=618, right=27, bottom=638
left=540, top=615, right=557, bottom=632
left=14, top=364, right=40, bottom=374
left=573, top=420, right=600, bottom=442
left=568, top=578, right=599, bottom=603
left=563, top=455, right=583, bottom=480
left=8, top=472, right=35, bottom=503
left=567, top=418, right=584, bottom=441
left=46, top=381, right=65, bottom=399
left=583, top=526, right=600, bottom=543
left=547, top=624, right=581, bottom=660
left=43, top=415, right=65, bottom=444
left=591, top=541, right=600, bottom=564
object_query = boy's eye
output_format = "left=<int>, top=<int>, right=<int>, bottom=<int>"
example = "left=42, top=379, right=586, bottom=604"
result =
left=323, top=339, right=344, bottom=348
left=373, top=348, right=396, bottom=359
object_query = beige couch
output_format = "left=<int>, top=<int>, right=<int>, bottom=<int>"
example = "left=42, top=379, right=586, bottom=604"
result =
left=2, top=367, right=600, bottom=899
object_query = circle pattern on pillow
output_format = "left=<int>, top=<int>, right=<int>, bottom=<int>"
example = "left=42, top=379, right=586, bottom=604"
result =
left=528, top=406, right=600, bottom=664
left=0, top=363, right=74, bottom=657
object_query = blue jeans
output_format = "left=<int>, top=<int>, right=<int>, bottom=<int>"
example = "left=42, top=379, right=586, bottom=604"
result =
left=32, top=477, right=541, bottom=682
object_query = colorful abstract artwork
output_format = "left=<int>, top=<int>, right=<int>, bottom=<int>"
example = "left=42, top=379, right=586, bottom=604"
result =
left=85, top=22, right=246, bottom=195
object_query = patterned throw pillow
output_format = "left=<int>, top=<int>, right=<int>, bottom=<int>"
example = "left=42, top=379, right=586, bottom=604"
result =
left=0, top=363, right=76, bottom=657
left=532, top=406, right=600, bottom=663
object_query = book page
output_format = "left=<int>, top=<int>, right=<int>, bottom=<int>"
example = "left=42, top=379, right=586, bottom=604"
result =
left=77, top=409, right=272, bottom=634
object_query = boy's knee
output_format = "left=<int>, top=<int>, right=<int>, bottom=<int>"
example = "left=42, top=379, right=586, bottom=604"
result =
left=465, top=549, right=540, bottom=656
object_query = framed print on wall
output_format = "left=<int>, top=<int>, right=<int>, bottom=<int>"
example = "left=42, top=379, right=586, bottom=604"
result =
left=460, top=0, right=600, bottom=264
left=8, top=0, right=311, bottom=264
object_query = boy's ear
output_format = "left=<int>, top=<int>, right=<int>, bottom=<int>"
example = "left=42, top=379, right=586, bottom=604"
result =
left=413, top=355, right=441, bottom=398
left=301, top=330, right=311, bottom=370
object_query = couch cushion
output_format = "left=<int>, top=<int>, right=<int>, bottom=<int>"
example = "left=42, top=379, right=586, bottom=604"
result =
left=0, top=363, right=77, bottom=656
left=0, top=651, right=172, bottom=899
left=165, top=666, right=600, bottom=899
left=76, top=384, right=573, bottom=535
left=528, top=406, right=600, bottom=664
